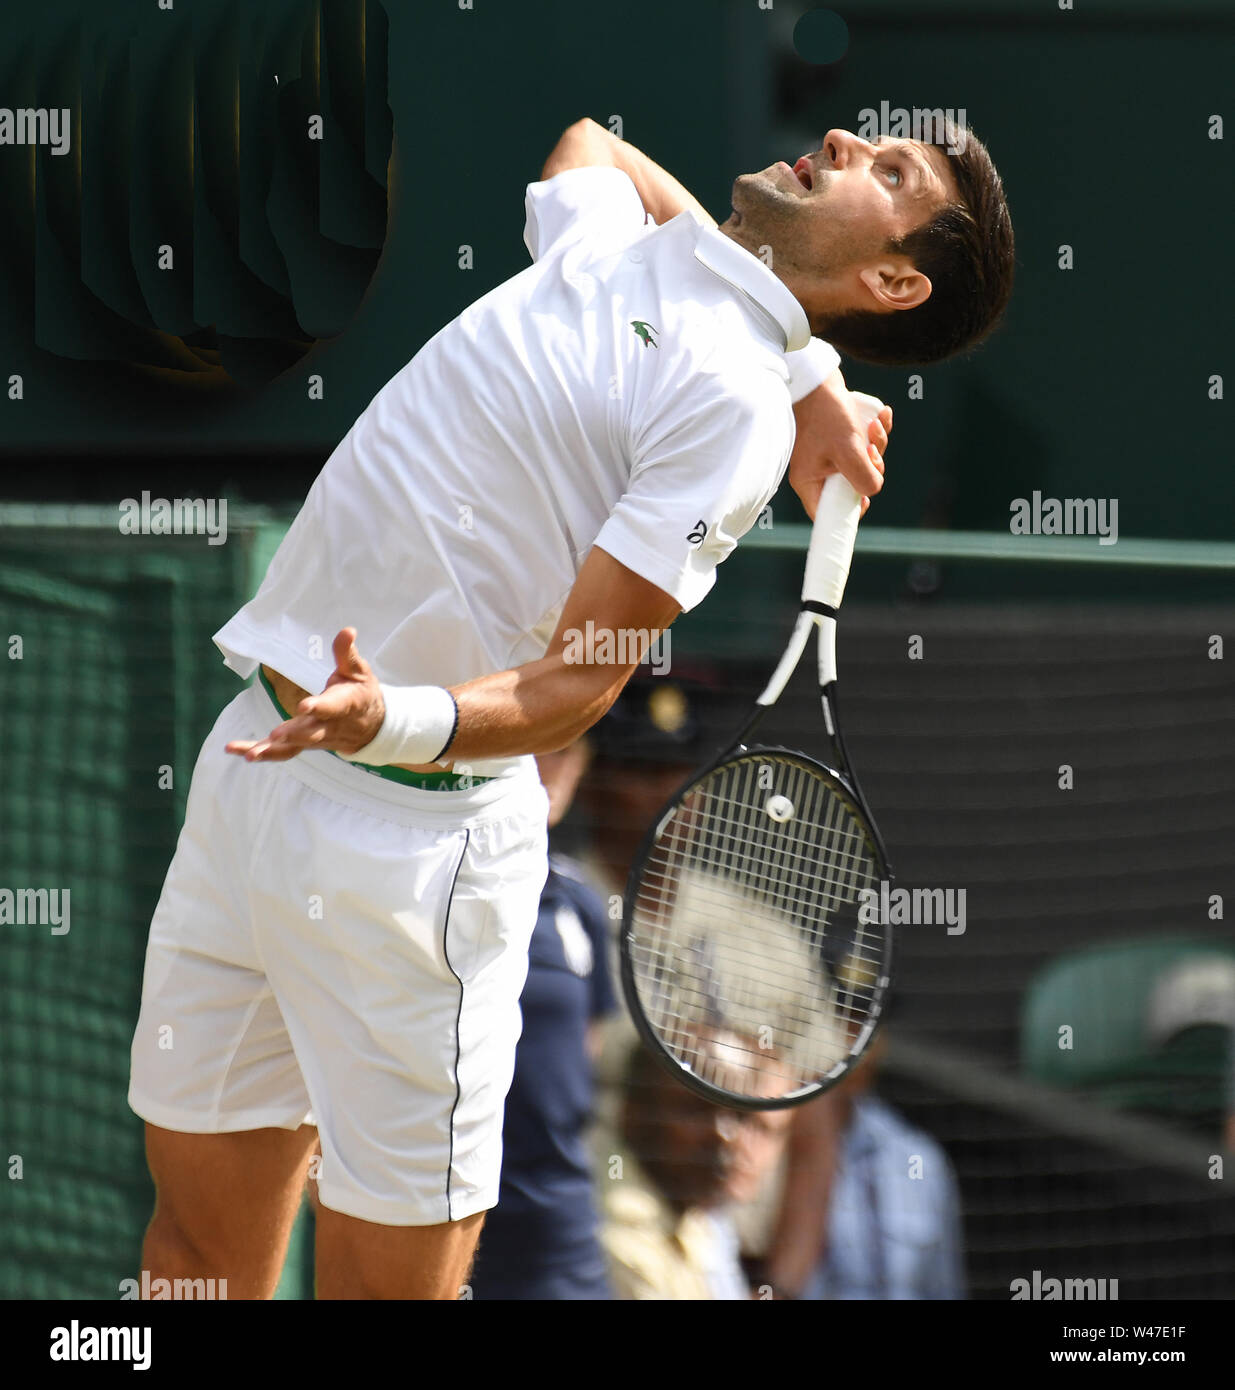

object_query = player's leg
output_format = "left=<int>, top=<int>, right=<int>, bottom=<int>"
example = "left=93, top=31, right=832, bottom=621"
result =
left=141, top=1124, right=318, bottom=1299
left=303, top=1138, right=481, bottom=1298
left=248, top=718, right=549, bottom=1301
left=303, top=1136, right=483, bottom=1298
left=129, top=684, right=318, bottom=1295
left=302, top=1137, right=481, bottom=1299
left=314, top=1207, right=485, bottom=1300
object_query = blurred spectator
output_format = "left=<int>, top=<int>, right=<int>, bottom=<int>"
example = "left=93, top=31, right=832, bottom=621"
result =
left=601, top=1039, right=792, bottom=1300
left=762, top=1028, right=966, bottom=1300
left=580, top=664, right=743, bottom=895
left=468, top=738, right=617, bottom=1299
left=1146, top=954, right=1235, bottom=1145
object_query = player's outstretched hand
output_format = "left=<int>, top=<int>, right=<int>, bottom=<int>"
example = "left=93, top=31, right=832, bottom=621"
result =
left=225, top=628, right=386, bottom=763
left=789, top=375, right=890, bottom=520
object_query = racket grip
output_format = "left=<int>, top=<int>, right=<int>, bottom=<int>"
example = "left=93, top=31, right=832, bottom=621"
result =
left=800, top=392, right=886, bottom=611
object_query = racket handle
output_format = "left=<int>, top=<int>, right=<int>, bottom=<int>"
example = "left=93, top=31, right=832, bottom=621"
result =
left=800, top=392, right=886, bottom=611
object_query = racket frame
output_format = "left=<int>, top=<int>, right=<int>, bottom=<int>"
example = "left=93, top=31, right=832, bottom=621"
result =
left=618, top=683, right=896, bottom=1111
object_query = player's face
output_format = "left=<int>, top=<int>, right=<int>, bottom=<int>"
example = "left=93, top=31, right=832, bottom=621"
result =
left=727, top=129, right=958, bottom=284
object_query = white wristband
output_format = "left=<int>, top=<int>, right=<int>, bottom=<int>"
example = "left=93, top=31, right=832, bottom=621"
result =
left=336, top=684, right=459, bottom=767
left=785, top=336, right=842, bottom=404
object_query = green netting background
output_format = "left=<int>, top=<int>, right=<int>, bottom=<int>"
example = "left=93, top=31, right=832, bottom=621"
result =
left=0, top=510, right=322, bottom=1298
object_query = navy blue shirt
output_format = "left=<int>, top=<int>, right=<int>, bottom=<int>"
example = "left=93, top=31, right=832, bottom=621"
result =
left=469, top=854, right=616, bottom=1299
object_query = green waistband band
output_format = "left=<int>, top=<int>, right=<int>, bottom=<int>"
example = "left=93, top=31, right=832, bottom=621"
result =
left=257, top=668, right=493, bottom=791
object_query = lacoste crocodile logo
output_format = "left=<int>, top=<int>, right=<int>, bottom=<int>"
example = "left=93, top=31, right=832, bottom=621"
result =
left=630, top=320, right=659, bottom=349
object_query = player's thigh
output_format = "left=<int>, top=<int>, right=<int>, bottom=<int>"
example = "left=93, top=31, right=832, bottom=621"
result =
left=145, top=1122, right=318, bottom=1259
left=129, top=681, right=315, bottom=1138
left=314, top=1206, right=486, bottom=1301
left=254, top=760, right=548, bottom=1230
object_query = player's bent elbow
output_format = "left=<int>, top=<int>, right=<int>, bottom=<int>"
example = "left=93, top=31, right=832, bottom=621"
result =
left=541, top=119, right=612, bottom=180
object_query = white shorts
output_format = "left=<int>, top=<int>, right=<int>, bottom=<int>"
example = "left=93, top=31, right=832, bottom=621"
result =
left=128, top=679, right=549, bottom=1226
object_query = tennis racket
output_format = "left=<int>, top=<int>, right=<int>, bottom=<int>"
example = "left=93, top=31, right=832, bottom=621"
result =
left=619, top=392, right=894, bottom=1110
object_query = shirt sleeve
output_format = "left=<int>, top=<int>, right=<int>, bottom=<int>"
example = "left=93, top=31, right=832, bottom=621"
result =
left=784, top=336, right=842, bottom=403
left=592, top=376, right=795, bottom=612
left=523, top=166, right=651, bottom=263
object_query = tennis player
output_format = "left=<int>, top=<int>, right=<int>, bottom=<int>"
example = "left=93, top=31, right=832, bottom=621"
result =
left=128, top=117, right=1013, bottom=1299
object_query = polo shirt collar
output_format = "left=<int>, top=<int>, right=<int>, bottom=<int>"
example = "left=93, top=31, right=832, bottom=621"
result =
left=691, top=221, right=812, bottom=353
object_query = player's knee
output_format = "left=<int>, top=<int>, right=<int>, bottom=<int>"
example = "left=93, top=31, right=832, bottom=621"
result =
left=142, top=1207, right=219, bottom=1277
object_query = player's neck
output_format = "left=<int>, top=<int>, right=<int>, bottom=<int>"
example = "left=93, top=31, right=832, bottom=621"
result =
left=716, top=220, right=835, bottom=335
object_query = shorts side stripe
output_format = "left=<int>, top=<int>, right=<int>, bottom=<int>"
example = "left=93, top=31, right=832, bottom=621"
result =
left=440, top=829, right=470, bottom=1223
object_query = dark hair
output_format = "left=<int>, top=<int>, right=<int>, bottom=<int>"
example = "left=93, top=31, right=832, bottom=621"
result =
left=821, top=123, right=1014, bottom=367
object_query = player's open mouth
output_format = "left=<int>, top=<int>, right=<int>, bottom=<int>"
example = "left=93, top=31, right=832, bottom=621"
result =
left=792, top=157, right=813, bottom=190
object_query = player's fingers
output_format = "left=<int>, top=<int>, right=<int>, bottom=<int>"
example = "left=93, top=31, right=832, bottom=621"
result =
left=878, top=405, right=893, bottom=436
left=226, top=722, right=306, bottom=753
left=791, top=465, right=836, bottom=520
left=244, top=738, right=305, bottom=762
left=268, top=712, right=334, bottom=750
left=861, top=443, right=885, bottom=495
left=796, top=480, right=822, bottom=521
left=234, top=714, right=334, bottom=762
left=868, top=420, right=888, bottom=455
left=839, top=445, right=882, bottom=499
left=860, top=495, right=871, bottom=517
left=225, top=735, right=302, bottom=763
left=331, top=626, right=368, bottom=678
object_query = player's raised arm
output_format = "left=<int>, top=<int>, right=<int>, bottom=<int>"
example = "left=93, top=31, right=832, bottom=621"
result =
left=540, top=116, right=717, bottom=229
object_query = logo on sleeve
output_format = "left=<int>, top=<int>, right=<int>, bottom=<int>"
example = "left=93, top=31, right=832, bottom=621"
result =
left=686, top=520, right=708, bottom=546
left=630, top=320, right=659, bottom=349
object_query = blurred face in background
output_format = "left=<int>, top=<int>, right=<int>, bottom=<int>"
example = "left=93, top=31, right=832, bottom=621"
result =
left=625, top=1039, right=793, bottom=1213
left=584, top=758, right=695, bottom=888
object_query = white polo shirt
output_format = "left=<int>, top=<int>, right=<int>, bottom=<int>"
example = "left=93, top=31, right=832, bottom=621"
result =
left=214, top=167, right=841, bottom=702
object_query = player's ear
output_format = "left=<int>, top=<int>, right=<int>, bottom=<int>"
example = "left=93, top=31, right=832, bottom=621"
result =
left=858, top=260, right=932, bottom=312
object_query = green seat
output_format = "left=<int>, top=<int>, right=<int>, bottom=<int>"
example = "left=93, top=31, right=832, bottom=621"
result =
left=1021, top=938, right=1235, bottom=1124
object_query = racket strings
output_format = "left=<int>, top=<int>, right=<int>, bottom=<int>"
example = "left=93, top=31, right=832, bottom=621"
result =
left=633, top=867, right=886, bottom=973
left=628, top=754, right=890, bottom=1100
left=644, top=775, right=884, bottom=965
